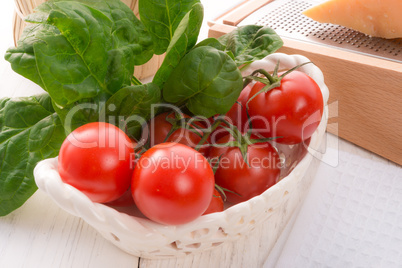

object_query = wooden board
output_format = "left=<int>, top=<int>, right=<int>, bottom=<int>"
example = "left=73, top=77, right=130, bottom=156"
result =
left=209, top=22, right=402, bottom=165
left=222, top=0, right=274, bottom=26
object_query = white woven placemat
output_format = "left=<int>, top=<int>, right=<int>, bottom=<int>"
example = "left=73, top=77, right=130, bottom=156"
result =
left=265, top=148, right=402, bottom=268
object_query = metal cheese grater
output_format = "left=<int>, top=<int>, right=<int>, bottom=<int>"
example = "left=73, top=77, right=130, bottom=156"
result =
left=238, top=0, right=402, bottom=63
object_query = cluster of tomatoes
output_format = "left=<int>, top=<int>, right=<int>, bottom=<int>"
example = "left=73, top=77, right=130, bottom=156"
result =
left=57, top=69, right=324, bottom=225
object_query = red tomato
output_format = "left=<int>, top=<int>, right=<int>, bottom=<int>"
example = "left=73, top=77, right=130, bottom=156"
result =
left=132, top=143, right=215, bottom=225
left=247, top=71, right=323, bottom=144
left=208, top=135, right=281, bottom=204
left=58, top=122, right=135, bottom=203
left=148, top=112, right=209, bottom=155
left=202, top=189, right=224, bottom=215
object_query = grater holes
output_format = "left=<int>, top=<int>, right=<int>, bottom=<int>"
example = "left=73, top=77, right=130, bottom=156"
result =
left=256, top=0, right=315, bottom=36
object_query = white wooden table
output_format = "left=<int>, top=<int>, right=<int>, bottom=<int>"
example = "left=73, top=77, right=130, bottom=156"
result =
left=0, top=1, right=400, bottom=267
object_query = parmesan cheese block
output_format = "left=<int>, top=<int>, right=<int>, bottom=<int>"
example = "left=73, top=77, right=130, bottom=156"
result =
left=303, top=0, right=402, bottom=39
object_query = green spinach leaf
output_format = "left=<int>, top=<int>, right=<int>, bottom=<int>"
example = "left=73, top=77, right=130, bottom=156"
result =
left=52, top=93, right=109, bottom=135
left=139, top=0, right=201, bottom=55
left=5, top=0, right=153, bottom=107
left=102, top=83, right=161, bottom=139
left=163, top=46, right=243, bottom=118
left=0, top=94, right=66, bottom=216
left=218, top=25, right=283, bottom=66
left=33, top=0, right=154, bottom=66
left=194, top=37, right=226, bottom=50
left=152, top=3, right=203, bottom=88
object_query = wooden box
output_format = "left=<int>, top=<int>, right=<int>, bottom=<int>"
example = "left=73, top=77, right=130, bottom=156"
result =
left=208, top=0, right=402, bottom=165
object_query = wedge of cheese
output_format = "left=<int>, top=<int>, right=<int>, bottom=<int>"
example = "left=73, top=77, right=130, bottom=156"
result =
left=303, top=0, right=402, bottom=39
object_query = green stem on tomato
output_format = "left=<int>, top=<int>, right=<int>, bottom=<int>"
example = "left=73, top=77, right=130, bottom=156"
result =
left=215, top=183, right=241, bottom=202
left=162, top=111, right=187, bottom=142
left=194, top=118, right=223, bottom=151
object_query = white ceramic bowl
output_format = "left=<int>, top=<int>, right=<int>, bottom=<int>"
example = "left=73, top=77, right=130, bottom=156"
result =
left=34, top=53, right=329, bottom=259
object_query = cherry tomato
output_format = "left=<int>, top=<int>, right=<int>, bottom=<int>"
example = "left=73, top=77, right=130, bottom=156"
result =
left=202, top=189, right=224, bottom=215
left=247, top=71, right=323, bottom=144
left=132, top=143, right=215, bottom=225
left=148, top=112, right=209, bottom=155
left=208, top=135, right=281, bottom=204
left=58, top=122, right=135, bottom=203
